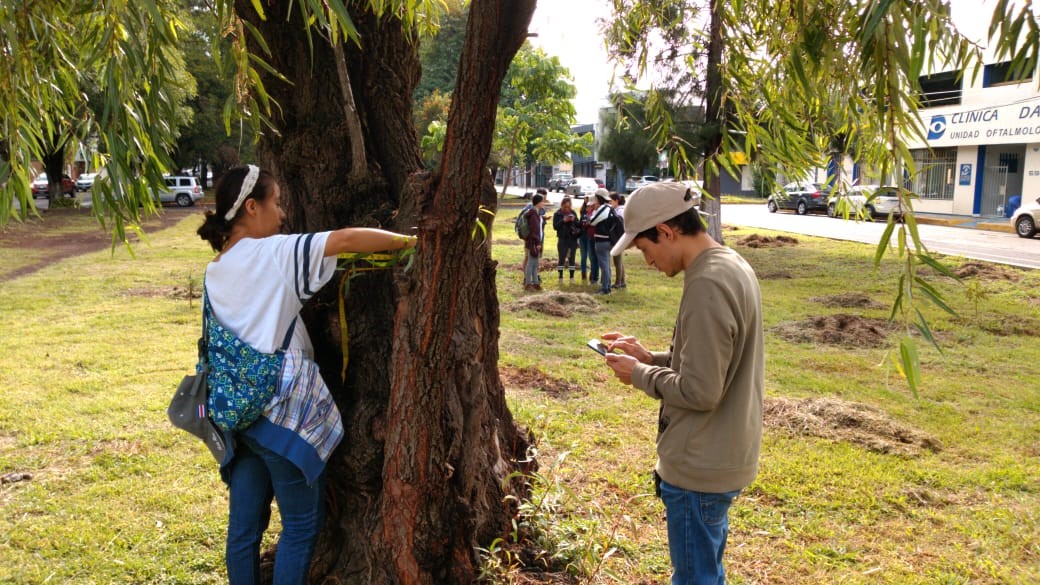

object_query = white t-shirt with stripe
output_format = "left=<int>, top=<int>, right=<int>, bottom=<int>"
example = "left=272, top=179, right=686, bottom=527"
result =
left=204, top=233, right=338, bottom=354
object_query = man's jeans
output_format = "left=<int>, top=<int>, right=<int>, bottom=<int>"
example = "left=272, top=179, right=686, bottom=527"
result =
left=594, top=239, right=612, bottom=293
left=226, top=436, right=325, bottom=585
left=659, top=479, right=740, bottom=585
left=524, top=249, right=541, bottom=285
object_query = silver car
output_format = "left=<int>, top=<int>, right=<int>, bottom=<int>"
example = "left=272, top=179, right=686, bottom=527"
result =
left=827, top=185, right=902, bottom=219
left=563, top=177, right=599, bottom=199
left=1010, top=196, right=1040, bottom=238
left=157, top=175, right=203, bottom=207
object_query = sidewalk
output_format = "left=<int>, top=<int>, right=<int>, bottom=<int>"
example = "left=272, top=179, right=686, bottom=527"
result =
left=914, top=212, right=1014, bottom=233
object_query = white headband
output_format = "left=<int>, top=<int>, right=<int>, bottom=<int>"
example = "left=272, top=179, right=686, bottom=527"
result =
left=224, top=165, right=260, bottom=221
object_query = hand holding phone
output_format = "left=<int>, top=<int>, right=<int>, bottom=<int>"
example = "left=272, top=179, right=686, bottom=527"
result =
left=587, top=339, right=610, bottom=356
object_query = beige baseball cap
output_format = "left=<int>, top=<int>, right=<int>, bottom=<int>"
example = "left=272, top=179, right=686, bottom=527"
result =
left=610, top=181, right=699, bottom=256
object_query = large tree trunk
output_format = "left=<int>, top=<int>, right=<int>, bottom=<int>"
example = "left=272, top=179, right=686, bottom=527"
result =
left=43, top=149, right=65, bottom=203
left=235, top=1, right=536, bottom=583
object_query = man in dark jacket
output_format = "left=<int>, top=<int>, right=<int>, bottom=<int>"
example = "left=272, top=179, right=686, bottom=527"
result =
left=523, top=193, right=547, bottom=291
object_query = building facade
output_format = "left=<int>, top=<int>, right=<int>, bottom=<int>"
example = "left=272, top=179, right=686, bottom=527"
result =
left=905, top=60, right=1038, bottom=218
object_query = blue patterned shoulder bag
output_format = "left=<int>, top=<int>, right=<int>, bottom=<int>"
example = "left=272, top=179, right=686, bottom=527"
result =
left=204, top=291, right=297, bottom=432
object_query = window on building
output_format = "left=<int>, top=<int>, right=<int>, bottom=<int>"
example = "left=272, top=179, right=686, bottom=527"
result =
left=917, top=71, right=962, bottom=107
left=984, top=61, right=1033, bottom=87
left=906, top=148, right=957, bottom=200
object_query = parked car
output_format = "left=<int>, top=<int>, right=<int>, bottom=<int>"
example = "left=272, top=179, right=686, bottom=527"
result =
left=548, top=172, right=573, bottom=192
left=827, top=185, right=903, bottom=219
left=75, top=172, right=97, bottom=192
left=563, top=177, right=599, bottom=199
left=624, top=175, right=659, bottom=193
left=767, top=181, right=830, bottom=215
left=1010, top=195, right=1040, bottom=238
left=156, top=175, right=203, bottom=207
left=31, top=173, right=75, bottom=197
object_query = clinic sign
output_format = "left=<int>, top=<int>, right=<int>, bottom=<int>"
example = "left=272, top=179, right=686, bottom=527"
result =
left=924, top=101, right=1040, bottom=147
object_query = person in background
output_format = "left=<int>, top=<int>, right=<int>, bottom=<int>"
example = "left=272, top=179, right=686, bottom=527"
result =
left=578, top=198, right=597, bottom=284
left=609, top=192, right=627, bottom=289
left=552, top=196, right=581, bottom=283
left=587, top=189, right=614, bottom=295
left=597, top=181, right=763, bottom=585
left=523, top=193, right=547, bottom=291
left=197, top=165, right=416, bottom=585
left=520, top=188, right=549, bottom=276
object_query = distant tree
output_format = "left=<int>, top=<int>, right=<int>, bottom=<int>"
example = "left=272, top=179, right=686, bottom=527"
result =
left=606, top=0, right=1036, bottom=391
left=414, top=0, right=468, bottom=104
left=415, top=89, right=453, bottom=167
left=496, top=45, right=591, bottom=196
left=0, top=1, right=192, bottom=227
left=174, top=3, right=253, bottom=187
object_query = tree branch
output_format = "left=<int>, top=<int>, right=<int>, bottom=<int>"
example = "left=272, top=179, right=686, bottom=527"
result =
left=333, top=39, right=369, bottom=177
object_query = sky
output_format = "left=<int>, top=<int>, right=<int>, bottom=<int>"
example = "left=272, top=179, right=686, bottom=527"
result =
left=527, top=0, right=1006, bottom=126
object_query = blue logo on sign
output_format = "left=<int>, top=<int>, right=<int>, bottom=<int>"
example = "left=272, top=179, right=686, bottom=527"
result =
left=927, top=115, right=947, bottom=140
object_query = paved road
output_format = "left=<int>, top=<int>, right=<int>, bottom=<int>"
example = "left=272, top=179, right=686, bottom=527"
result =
left=721, top=204, right=1040, bottom=270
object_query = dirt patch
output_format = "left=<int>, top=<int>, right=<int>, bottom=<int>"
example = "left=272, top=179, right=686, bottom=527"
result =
left=953, top=261, right=1023, bottom=282
left=124, top=285, right=202, bottom=301
left=736, top=234, right=799, bottom=248
left=758, top=270, right=793, bottom=280
left=764, top=396, right=942, bottom=457
left=504, top=292, right=601, bottom=317
left=0, top=207, right=198, bottom=282
left=771, top=314, right=894, bottom=347
left=811, top=293, right=886, bottom=310
left=500, top=365, right=584, bottom=397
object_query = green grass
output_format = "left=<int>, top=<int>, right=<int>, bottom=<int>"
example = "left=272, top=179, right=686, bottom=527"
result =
left=1, top=206, right=1038, bottom=584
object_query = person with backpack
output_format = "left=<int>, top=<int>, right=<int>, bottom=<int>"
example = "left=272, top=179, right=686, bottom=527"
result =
left=588, top=189, right=617, bottom=295
left=609, top=192, right=627, bottom=289
left=196, top=165, right=416, bottom=585
left=552, top=196, right=581, bottom=283
left=516, top=188, right=548, bottom=278
left=522, top=193, right=548, bottom=291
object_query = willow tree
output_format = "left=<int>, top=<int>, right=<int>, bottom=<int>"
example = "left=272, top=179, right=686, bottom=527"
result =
left=4, top=0, right=537, bottom=582
left=223, top=1, right=538, bottom=582
left=605, top=0, right=1038, bottom=392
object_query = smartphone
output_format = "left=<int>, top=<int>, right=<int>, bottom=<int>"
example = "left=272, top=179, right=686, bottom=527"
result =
left=586, top=339, right=610, bottom=356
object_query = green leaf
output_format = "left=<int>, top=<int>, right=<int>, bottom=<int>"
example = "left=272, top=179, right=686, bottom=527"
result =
left=914, top=276, right=957, bottom=316
left=914, top=308, right=943, bottom=354
left=898, top=336, right=921, bottom=398
left=915, top=253, right=958, bottom=281
left=874, top=219, right=896, bottom=267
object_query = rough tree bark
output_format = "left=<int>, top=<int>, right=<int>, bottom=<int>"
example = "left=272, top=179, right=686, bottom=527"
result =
left=234, top=1, right=537, bottom=583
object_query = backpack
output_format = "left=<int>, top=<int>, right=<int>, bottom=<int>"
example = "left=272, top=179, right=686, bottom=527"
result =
left=515, top=207, right=532, bottom=240
left=606, top=208, right=625, bottom=245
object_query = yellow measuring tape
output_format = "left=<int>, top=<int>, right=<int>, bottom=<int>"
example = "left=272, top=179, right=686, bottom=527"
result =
left=335, top=249, right=415, bottom=381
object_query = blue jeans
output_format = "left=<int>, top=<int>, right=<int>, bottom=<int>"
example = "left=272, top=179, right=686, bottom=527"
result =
left=659, top=479, right=740, bottom=585
left=524, top=249, right=541, bottom=285
left=594, top=239, right=612, bottom=293
left=579, top=235, right=597, bottom=281
left=226, top=436, right=325, bottom=585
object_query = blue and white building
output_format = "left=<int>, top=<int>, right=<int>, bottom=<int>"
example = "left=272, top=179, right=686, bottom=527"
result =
left=906, top=59, right=1038, bottom=217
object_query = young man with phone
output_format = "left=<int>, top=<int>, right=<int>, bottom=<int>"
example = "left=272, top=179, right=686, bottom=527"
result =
left=595, top=181, right=764, bottom=585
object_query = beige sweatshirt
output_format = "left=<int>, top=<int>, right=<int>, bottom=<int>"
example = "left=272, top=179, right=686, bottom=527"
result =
left=631, top=246, right=764, bottom=493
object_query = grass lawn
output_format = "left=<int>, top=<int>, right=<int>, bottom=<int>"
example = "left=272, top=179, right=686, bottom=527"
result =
left=0, top=202, right=1037, bottom=584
